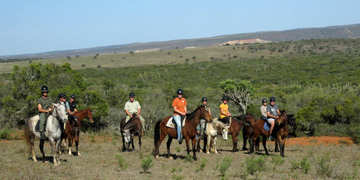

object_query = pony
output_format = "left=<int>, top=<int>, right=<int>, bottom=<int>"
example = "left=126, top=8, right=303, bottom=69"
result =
left=120, top=113, right=143, bottom=152
left=153, top=105, right=212, bottom=160
left=203, top=118, right=226, bottom=154
left=273, top=111, right=289, bottom=157
left=63, top=108, right=93, bottom=156
left=24, top=102, right=68, bottom=166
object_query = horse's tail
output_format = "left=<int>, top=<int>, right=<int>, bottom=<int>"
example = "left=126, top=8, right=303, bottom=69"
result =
left=154, top=120, right=162, bottom=147
left=24, top=119, right=33, bottom=154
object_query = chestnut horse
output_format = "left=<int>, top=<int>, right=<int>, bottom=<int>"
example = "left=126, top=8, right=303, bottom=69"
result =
left=244, top=111, right=288, bottom=156
left=120, top=114, right=143, bottom=152
left=153, top=105, right=212, bottom=160
left=64, top=108, right=93, bottom=156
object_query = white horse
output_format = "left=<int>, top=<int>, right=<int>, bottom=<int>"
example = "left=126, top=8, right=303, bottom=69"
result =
left=205, top=118, right=227, bottom=154
left=24, top=102, right=68, bottom=166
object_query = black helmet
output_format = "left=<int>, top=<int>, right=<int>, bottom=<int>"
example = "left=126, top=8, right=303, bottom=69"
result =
left=41, top=85, right=49, bottom=93
left=70, top=94, right=76, bottom=99
left=201, top=97, right=208, bottom=102
left=222, top=96, right=229, bottom=101
left=58, top=93, right=66, bottom=99
left=269, top=97, right=276, bottom=102
left=129, top=92, right=135, bottom=97
left=262, top=98, right=267, bottom=104
left=177, top=89, right=183, bottom=95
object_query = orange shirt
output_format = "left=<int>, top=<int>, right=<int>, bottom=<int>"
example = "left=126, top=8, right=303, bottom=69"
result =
left=172, top=97, right=187, bottom=115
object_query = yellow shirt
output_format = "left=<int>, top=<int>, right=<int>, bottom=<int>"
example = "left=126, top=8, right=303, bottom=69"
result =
left=219, top=103, right=229, bottom=119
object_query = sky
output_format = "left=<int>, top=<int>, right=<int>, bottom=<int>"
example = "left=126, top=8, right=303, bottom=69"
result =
left=1, top=0, right=359, bottom=56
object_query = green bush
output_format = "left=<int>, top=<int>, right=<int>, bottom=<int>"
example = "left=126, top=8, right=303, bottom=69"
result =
left=217, top=156, right=233, bottom=177
left=196, top=159, right=207, bottom=172
left=271, top=156, right=285, bottom=171
left=0, top=129, right=12, bottom=140
left=245, top=156, right=265, bottom=175
left=115, top=154, right=128, bottom=170
left=316, top=154, right=332, bottom=177
left=141, top=156, right=153, bottom=173
left=347, top=124, right=360, bottom=144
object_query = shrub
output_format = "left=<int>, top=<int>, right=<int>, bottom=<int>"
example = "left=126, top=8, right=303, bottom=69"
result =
left=0, top=128, right=11, bottom=140
left=271, top=156, right=285, bottom=171
left=115, top=154, right=128, bottom=170
left=196, top=159, right=207, bottom=172
left=300, top=157, right=311, bottom=174
left=245, top=156, right=265, bottom=175
left=316, top=154, right=332, bottom=177
left=217, top=156, right=233, bottom=177
left=184, top=154, right=193, bottom=163
left=141, top=156, right=153, bottom=173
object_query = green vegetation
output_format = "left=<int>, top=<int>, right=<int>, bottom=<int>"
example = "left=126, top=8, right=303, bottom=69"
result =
left=115, top=154, right=128, bottom=170
left=0, top=128, right=11, bottom=140
left=216, top=156, right=233, bottom=178
left=0, top=39, right=359, bottom=138
left=141, top=156, right=153, bottom=173
left=245, top=156, right=266, bottom=175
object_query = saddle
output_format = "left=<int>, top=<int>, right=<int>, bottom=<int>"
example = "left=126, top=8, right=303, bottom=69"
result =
left=166, top=116, right=186, bottom=128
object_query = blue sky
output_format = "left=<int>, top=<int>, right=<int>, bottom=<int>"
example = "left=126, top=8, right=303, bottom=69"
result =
left=1, top=0, right=359, bottom=56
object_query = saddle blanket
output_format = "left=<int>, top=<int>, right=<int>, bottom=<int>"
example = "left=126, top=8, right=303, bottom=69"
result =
left=166, top=116, right=186, bottom=128
left=264, top=122, right=270, bottom=131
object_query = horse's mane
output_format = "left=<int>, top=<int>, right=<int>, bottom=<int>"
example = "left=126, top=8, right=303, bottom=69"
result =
left=186, top=105, right=204, bottom=121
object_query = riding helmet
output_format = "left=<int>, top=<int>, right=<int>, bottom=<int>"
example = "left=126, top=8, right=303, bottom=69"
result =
left=177, top=89, right=183, bottom=95
left=222, top=96, right=229, bottom=101
left=202, top=97, right=208, bottom=102
left=41, top=85, right=49, bottom=93
left=70, top=94, right=76, bottom=99
left=262, top=98, right=267, bottom=104
left=129, top=92, right=135, bottom=97
left=269, top=96, right=276, bottom=102
left=58, top=93, right=66, bottom=99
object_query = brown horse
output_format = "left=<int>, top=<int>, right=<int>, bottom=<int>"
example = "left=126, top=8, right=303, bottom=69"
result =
left=244, top=111, right=288, bottom=156
left=153, top=105, right=212, bottom=160
left=273, top=111, right=289, bottom=157
left=64, top=108, right=93, bottom=156
left=120, top=114, right=143, bottom=152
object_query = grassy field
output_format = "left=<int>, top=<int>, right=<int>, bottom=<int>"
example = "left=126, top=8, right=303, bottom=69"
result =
left=0, top=132, right=359, bottom=180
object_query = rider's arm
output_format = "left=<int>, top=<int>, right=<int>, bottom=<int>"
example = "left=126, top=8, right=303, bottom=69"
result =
left=137, top=102, right=141, bottom=115
left=267, top=111, right=277, bottom=119
left=38, top=104, right=51, bottom=113
left=277, top=109, right=281, bottom=116
left=125, top=109, right=132, bottom=117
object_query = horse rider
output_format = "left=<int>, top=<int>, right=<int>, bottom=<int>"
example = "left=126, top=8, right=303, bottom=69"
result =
left=219, top=96, right=231, bottom=140
left=37, top=85, right=53, bottom=140
left=260, top=98, right=267, bottom=121
left=65, top=94, right=79, bottom=129
left=196, top=97, right=211, bottom=139
left=57, top=93, right=67, bottom=130
left=172, top=89, right=187, bottom=144
left=124, top=92, right=145, bottom=131
left=267, top=96, right=280, bottom=138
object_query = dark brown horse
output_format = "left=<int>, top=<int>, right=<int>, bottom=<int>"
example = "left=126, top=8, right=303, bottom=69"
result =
left=120, top=114, right=143, bottom=152
left=153, top=105, right=212, bottom=160
left=64, top=108, right=93, bottom=156
left=273, top=111, right=289, bottom=157
left=244, top=111, right=288, bottom=156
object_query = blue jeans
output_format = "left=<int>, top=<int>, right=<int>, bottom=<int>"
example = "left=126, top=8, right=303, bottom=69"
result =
left=173, top=115, right=182, bottom=142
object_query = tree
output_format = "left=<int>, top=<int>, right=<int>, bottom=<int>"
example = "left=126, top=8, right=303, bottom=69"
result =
left=220, top=79, right=254, bottom=114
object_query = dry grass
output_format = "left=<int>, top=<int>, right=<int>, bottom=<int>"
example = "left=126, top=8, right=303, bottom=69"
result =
left=0, top=134, right=359, bottom=180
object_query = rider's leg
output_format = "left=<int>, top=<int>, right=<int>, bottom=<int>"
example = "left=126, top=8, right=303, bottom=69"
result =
left=174, top=115, right=182, bottom=142
left=39, top=113, right=46, bottom=140
left=268, top=118, right=275, bottom=136
left=125, top=116, right=131, bottom=123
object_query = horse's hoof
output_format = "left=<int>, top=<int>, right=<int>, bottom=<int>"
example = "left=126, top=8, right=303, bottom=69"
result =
left=215, top=151, right=218, bottom=154
left=193, top=157, right=197, bottom=161
left=77, top=152, right=81, bottom=156
left=155, top=155, right=159, bottom=159
left=206, top=151, right=210, bottom=154
left=169, top=156, right=173, bottom=160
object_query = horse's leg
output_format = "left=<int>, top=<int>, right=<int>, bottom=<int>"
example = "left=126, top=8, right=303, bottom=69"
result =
left=75, top=135, right=80, bottom=156
left=191, top=137, right=197, bottom=160
left=214, top=137, right=218, bottom=154
left=249, top=137, right=255, bottom=154
left=39, top=139, right=45, bottom=163
left=280, top=135, right=286, bottom=157
left=242, top=128, right=248, bottom=151
left=131, top=136, right=135, bottom=151
left=68, top=136, right=73, bottom=155
left=138, top=135, right=142, bottom=152
left=55, top=139, right=61, bottom=165
left=166, top=137, right=173, bottom=159
left=196, top=136, right=201, bottom=153
left=203, top=134, right=207, bottom=153
left=28, top=135, right=37, bottom=162
left=121, top=132, right=126, bottom=152
left=154, top=130, right=167, bottom=158
left=206, top=135, right=211, bottom=154
left=232, top=132, right=239, bottom=152
left=255, top=137, right=260, bottom=152
left=185, top=136, right=190, bottom=155
left=275, top=136, right=280, bottom=152
left=49, top=139, right=58, bottom=166
left=262, top=135, right=269, bottom=155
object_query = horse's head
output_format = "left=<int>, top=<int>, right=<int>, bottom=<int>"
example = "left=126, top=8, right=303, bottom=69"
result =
left=87, top=109, right=94, bottom=123
left=53, top=102, right=68, bottom=123
left=276, top=110, right=287, bottom=126
left=199, top=105, right=212, bottom=122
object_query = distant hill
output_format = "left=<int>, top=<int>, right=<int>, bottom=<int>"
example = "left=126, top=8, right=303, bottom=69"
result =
left=1, top=23, right=360, bottom=60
